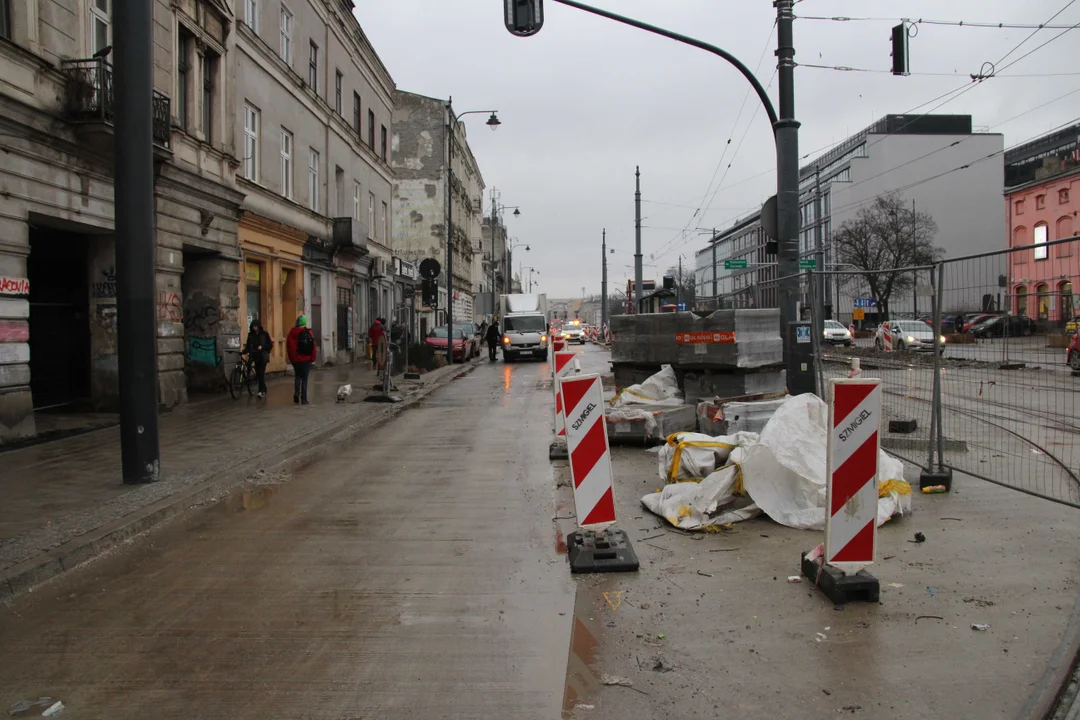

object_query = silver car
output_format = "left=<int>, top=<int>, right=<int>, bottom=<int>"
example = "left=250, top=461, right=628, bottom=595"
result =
left=823, top=320, right=853, bottom=346
left=561, top=323, right=586, bottom=344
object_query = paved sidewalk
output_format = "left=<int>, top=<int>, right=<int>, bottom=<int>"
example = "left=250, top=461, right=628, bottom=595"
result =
left=0, top=360, right=475, bottom=584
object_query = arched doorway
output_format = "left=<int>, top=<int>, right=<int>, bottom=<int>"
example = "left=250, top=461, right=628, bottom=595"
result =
left=1015, top=285, right=1028, bottom=316
left=1036, top=283, right=1050, bottom=321
left=1061, top=281, right=1074, bottom=326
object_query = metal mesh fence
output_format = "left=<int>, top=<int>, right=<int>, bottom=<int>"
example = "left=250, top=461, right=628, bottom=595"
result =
left=809, top=234, right=1080, bottom=507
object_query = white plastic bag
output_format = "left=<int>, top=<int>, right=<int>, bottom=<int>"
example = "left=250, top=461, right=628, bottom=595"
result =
left=611, top=365, right=683, bottom=407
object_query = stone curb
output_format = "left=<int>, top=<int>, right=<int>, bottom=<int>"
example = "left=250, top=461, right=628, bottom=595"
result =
left=1, top=359, right=481, bottom=600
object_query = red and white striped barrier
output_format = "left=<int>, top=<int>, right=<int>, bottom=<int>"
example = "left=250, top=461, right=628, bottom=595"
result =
left=825, top=378, right=882, bottom=572
left=552, top=350, right=576, bottom=437
left=604, top=325, right=611, bottom=344
left=561, top=373, right=617, bottom=528
left=552, top=335, right=567, bottom=357
left=881, top=326, right=894, bottom=352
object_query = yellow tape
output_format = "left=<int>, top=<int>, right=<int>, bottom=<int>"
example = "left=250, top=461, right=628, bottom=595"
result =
left=879, top=479, right=912, bottom=497
left=665, top=433, right=736, bottom=484
left=610, top=387, right=663, bottom=406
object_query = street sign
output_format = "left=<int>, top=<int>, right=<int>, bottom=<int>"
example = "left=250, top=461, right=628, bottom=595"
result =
left=724, top=258, right=748, bottom=270
left=796, top=326, right=811, bottom=344
left=854, top=297, right=878, bottom=309
left=676, top=302, right=687, bottom=311
left=853, top=308, right=865, bottom=321
left=799, top=258, right=817, bottom=270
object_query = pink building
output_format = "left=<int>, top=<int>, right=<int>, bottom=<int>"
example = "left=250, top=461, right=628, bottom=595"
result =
left=1005, top=127, right=1079, bottom=329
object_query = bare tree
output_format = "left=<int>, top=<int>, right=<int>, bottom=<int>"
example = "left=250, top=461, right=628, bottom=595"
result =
left=665, top=264, right=697, bottom=308
left=833, top=194, right=941, bottom=320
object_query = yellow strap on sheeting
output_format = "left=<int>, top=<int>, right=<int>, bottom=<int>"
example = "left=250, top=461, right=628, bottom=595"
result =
left=666, top=433, right=736, bottom=484
left=609, top=387, right=662, bottom=407
left=879, top=479, right=912, bottom=497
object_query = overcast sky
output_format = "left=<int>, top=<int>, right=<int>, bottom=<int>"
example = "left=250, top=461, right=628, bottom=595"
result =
left=356, top=0, right=1079, bottom=298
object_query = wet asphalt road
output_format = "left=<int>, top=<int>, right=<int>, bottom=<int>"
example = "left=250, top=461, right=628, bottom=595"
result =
left=0, top=357, right=574, bottom=719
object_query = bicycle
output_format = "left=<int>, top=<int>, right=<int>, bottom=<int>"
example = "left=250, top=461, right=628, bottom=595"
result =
left=227, top=350, right=258, bottom=399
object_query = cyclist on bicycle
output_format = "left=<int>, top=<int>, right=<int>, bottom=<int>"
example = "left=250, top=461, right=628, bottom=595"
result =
left=244, top=318, right=273, bottom=398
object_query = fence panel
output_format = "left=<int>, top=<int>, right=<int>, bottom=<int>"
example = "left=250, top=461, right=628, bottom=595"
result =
left=936, top=237, right=1079, bottom=506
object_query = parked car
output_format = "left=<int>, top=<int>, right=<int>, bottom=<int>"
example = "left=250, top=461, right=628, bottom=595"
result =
left=960, top=312, right=1002, bottom=333
left=455, top=324, right=481, bottom=358
left=425, top=326, right=472, bottom=362
left=874, top=320, right=945, bottom=353
left=1068, top=331, right=1080, bottom=370
left=968, top=314, right=1036, bottom=338
left=823, top=320, right=853, bottom=346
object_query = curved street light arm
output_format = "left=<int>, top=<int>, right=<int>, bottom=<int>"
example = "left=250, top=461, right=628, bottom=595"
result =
left=549, top=0, right=779, bottom=129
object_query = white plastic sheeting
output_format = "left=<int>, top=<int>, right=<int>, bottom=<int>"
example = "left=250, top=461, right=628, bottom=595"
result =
left=658, top=431, right=758, bottom=482
left=641, top=393, right=912, bottom=531
left=610, top=365, right=683, bottom=407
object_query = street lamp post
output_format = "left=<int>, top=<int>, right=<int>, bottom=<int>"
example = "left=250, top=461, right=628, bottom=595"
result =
left=523, top=266, right=539, bottom=293
left=507, top=240, right=529, bottom=295
left=445, top=103, right=500, bottom=363
left=489, top=194, right=520, bottom=299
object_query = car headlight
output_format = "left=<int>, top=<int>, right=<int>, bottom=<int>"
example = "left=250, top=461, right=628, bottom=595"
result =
left=939, top=335, right=946, bottom=344
left=541, top=335, right=547, bottom=342
left=502, top=336, right=510, bottom=344
left=906, top=336, right=915, bottom=343
left=843, top=330, right=852, bottom=338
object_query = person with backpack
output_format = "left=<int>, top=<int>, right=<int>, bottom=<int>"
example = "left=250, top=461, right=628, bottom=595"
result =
left=243, top=318, right=273, bottom=398
left=286, top=314, right=317, bottom=405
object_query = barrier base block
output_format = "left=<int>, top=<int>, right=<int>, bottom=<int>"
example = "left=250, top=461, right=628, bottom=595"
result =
left=549, top=439, right=569, bottom=460
left=568, top=528, right=640, bottom=574
left=364, top=394, right=403, bottom=403
left=801, top=552, right=880, bottom=605
left=919, top=467, right=954, bottom=491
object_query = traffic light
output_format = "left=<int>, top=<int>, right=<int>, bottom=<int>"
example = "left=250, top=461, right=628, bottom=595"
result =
left=421, top=278, right=438, bottom=308
left=663, top=275, right=675, bottom=290
left=504, top=0, right=544, bottom=37
left=891, top=22, right=909, bottom=76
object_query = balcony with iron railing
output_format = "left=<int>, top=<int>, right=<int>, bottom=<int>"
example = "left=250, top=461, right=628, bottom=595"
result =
left=59, top=57, right=171, bottom=149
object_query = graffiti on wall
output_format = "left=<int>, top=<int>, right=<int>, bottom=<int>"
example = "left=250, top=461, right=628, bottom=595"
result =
left=0, top=276, right=30, bottom=295
left=92, top=267, right=116, bottom=299
left=187, top=336, right=219, bottom=366
left=184, top=303, right=220, bottom=333
left=157, top=292, right=182, bottom=322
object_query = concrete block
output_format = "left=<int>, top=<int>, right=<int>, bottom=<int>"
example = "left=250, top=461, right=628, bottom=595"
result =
left=698, top=396, right=788, bottom=435
left=607, top=403, right=696, bottom=445
left=682, top=369, right=787, bottom=406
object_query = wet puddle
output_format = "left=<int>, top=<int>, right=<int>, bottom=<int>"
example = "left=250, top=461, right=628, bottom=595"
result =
left=219, top=484, right=279, bottom=513
left=561, top=584, right=604, bottom=717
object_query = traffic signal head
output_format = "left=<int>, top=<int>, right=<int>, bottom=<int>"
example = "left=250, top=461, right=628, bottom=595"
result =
left=421, top=279, right=438, bottom=308
left=504, top=0, right=544, bottom=37
left=891, top=23, right=909, bottom=76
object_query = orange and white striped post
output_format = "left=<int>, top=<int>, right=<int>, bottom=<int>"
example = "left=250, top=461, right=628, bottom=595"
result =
left=552, top=350, right=575, bottom=438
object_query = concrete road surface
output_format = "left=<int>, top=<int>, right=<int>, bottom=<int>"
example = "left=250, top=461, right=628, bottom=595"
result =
left=2, top=344, right=1079, bottom=720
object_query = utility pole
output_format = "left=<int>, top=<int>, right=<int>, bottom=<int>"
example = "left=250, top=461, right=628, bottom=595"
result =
left=490, top=189, right=498, bottom=308
left=775, top=0, right=802, bottom=385
left=678, top=255, right=683, bottom=306
left=711, top=229, right=717, bottom=309
left=813, top=165, right=825, bottom=342
left=634, top=167, right=643, bottom=312
left=911, top=198, right=917, bottom=318
left=601, top=228, right=608, bottom=331
left=444, top=101, right=456, bottom=364
left=115, top=0, right=161, bottom=484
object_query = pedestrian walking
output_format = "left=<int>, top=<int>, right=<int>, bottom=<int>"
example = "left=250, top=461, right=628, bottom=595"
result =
left=286, top=314, right=317, bottom=405
left=368, top=318, right=386, bottom=371
left=244, top=318, right=273, bottom=398
left=485, top=320, right=501, bottom=362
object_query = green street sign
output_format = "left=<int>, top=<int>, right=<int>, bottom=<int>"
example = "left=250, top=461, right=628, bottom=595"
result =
left=799, top=258, right=817, bottom=270
left=724, top=258, right=748, bottom=270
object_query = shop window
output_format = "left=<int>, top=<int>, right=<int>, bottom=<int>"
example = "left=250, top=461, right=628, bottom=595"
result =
left=245, top=262, right=263, bottom=328
left=1036, top=283, right=1049, bottom=320
left=1015, top=285, right=1027, bottom=317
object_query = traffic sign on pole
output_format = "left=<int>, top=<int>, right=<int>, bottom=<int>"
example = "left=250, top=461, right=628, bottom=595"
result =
left=561, top=374, right=617, bottom=529
left=724, top=258, right=748, bottom=270
left=825, top=378, right=882, bottom=572
left=799, top=258, right=817, bottom=270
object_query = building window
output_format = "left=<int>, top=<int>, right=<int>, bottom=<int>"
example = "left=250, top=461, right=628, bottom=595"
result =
left=243, top=103, right=259, bottom=181
left=1058, top=216, right=1075, bottom=256
left=1, top=0, right=12, bottom=40
left=176, top=32, right=191, bottom=129
left=353, top=92, right=361, bottom=136
left=245, top=261, right=263, bottom=326
left=368, top=192, right=375, bottom=239
left=1034, top=223, right=1048, bottom=260
left=279, top=4, right=292, bottom=64
left=243, top=0, right=257, bottom=29
left=1062, top=282, right=1075, bottom=323
left=1016, top=285, right=1028, bottom=317
left=1036, top=283, right=1050, bottom=320
left=308, top=148, right=319, bottom=211
left=382, top=201, right=389, bottom=242
left=1015, top=199, right=1024, bottom=215
left=368, top=109, right=375, bottom=148
left=334, top=70, right=342, bottom=115
left=202, top=51, right=217, bottom=143
left=280, top=128, right=293, bottom=199
left=1036, top=195, right=1046, bottom=210
left=353, top=182, right=361, bottom=221
left=90, top=0, right=111, bottom=56
left=380, top=125, right=387, bottom=162
left=308, top=40, right=318, bottom=92
left=1062, top=188, right=1071, bottom=205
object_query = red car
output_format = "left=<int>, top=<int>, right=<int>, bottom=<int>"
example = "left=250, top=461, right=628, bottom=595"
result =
left=1068, top=332, right=1080, bottom=371
left=425, top=326, right=471, bottom=362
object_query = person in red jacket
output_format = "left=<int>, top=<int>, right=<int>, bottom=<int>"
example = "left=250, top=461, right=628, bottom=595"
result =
left=367, top=319, right=385, bottom=370
left=286, top=314, right=317, bottom=404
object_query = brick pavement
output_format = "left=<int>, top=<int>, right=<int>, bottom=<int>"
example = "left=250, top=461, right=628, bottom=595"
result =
left=0, top=360, right=471, bottom=575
